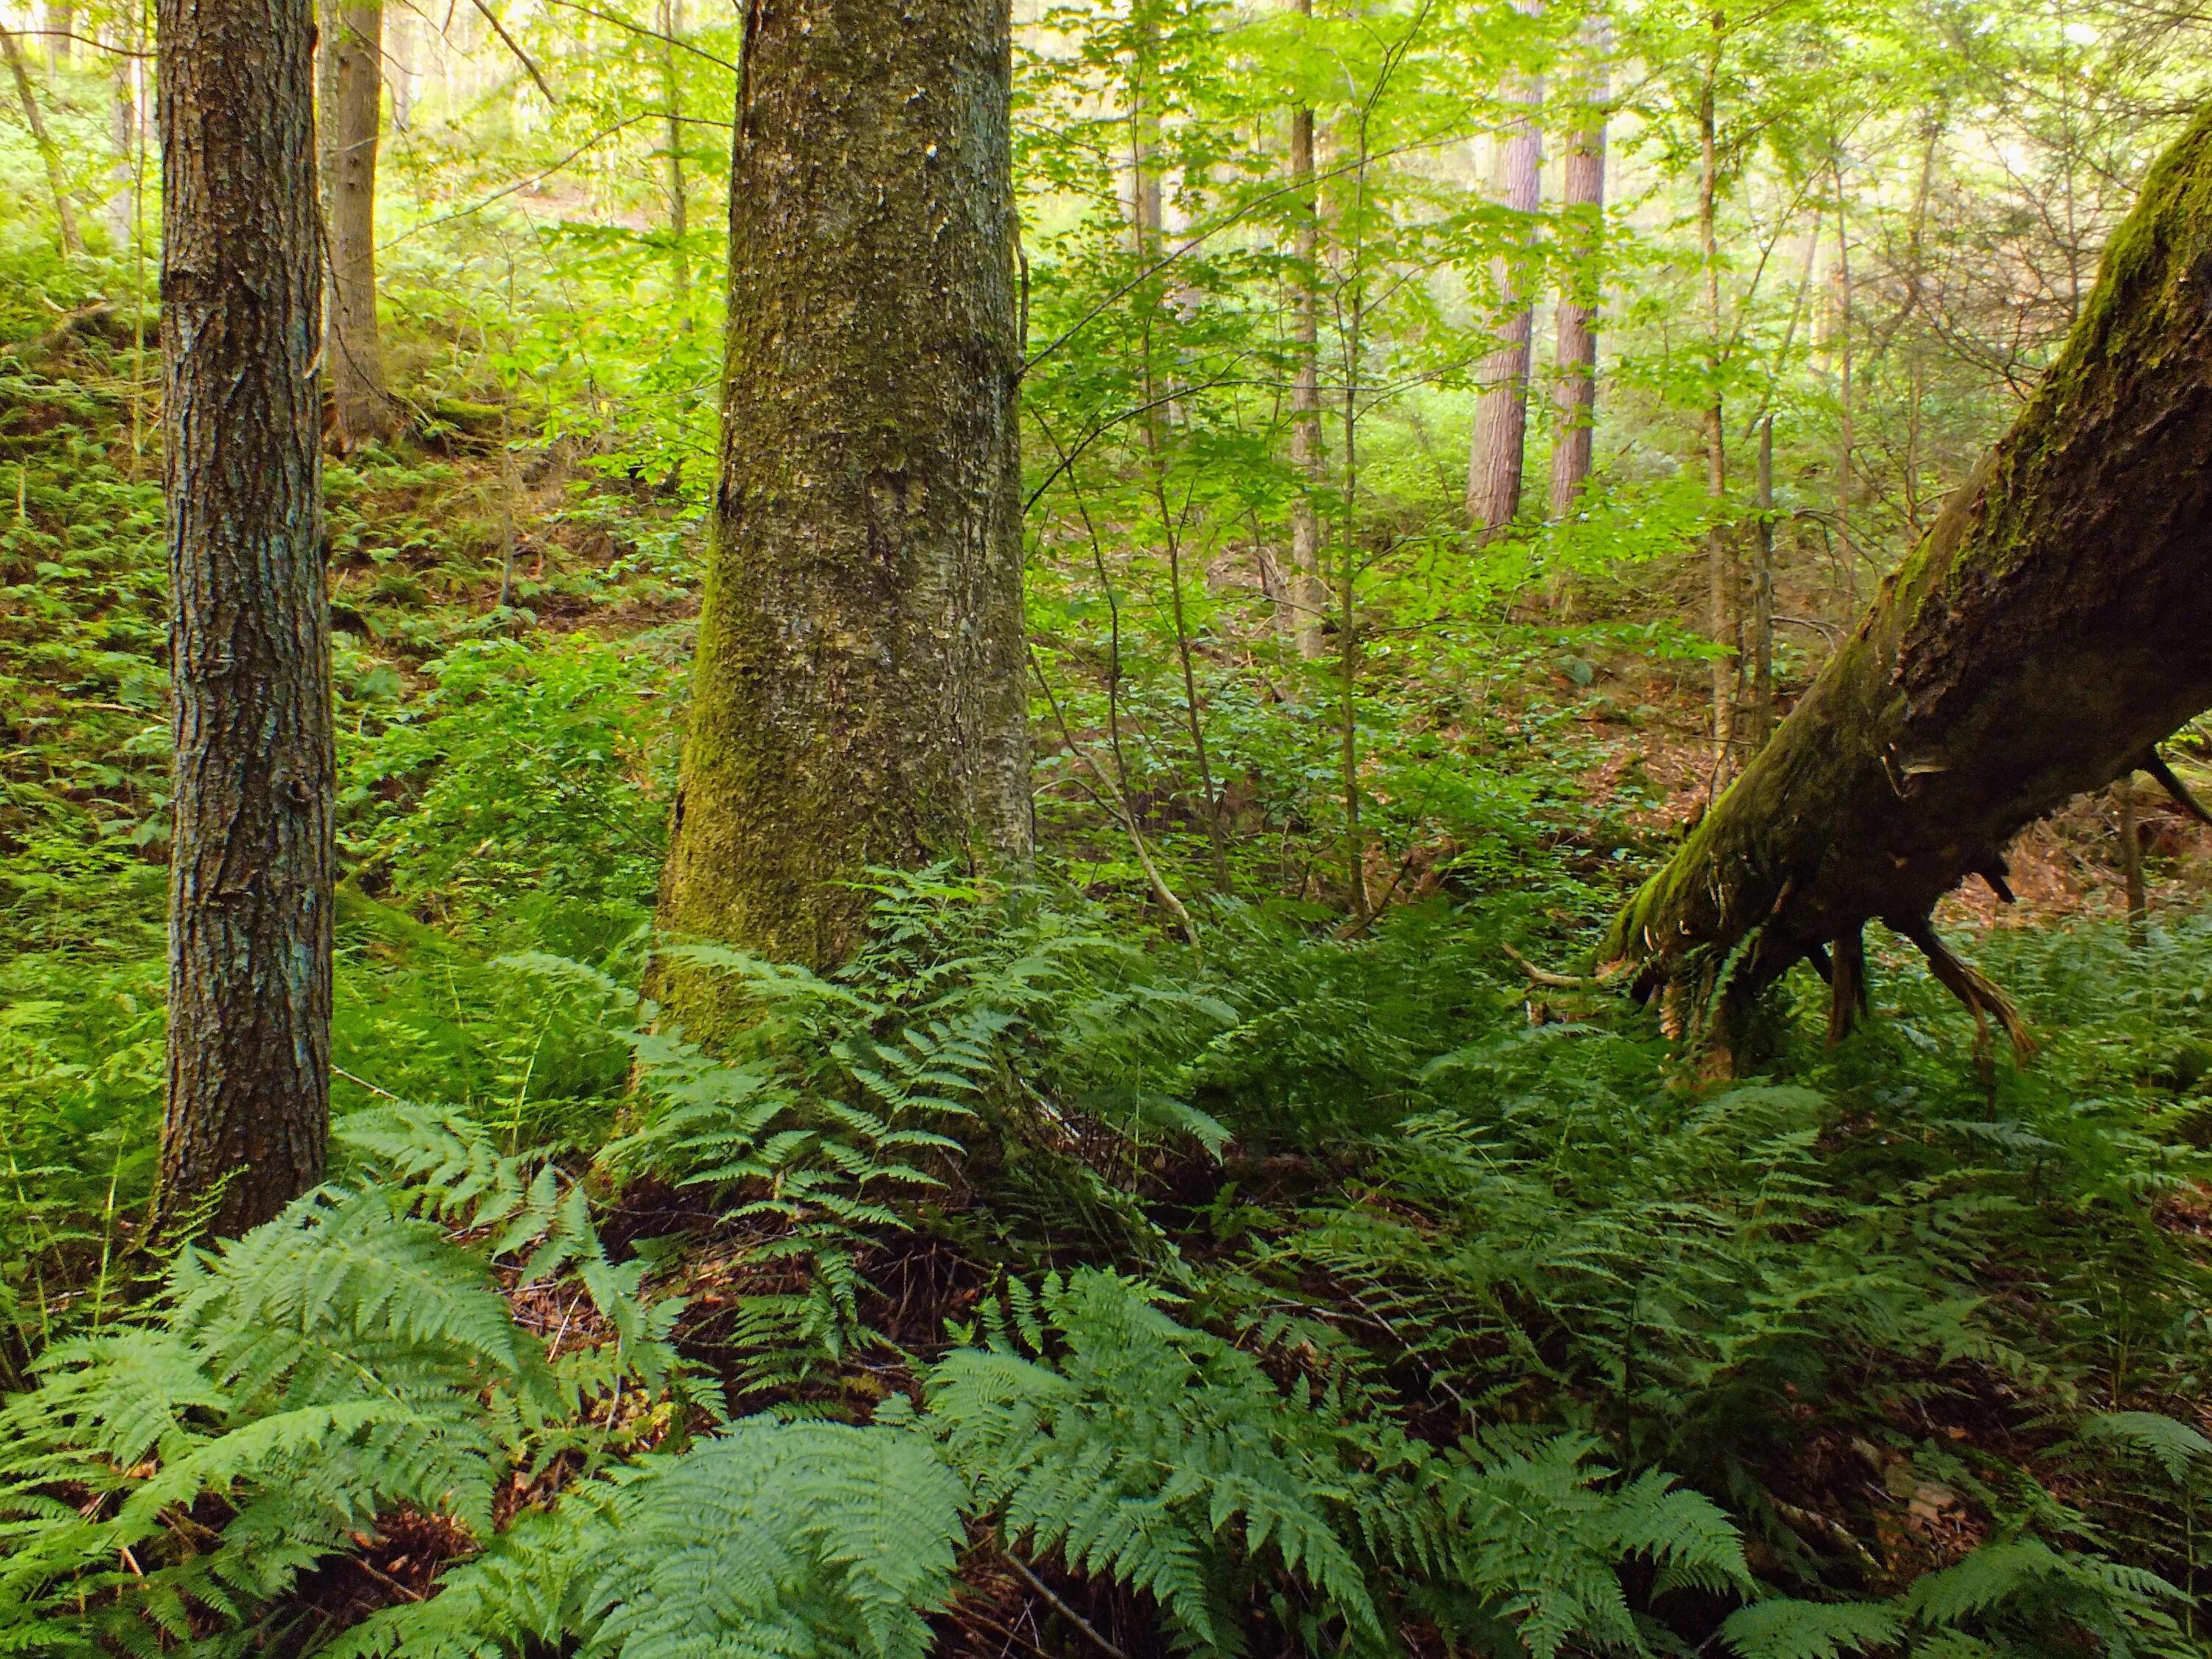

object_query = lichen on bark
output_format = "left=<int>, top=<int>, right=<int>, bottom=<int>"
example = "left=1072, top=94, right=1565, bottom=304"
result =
left=1601, top=107, right=2212, bottom=1055
left=654, top=0, right=1030, bottom=1037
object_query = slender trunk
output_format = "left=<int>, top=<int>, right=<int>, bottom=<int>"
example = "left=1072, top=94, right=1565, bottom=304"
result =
left=1699, top=16, right=1733, bottom=790
left=655, top=0, right=1029, bottom=1028
left=1750, top=414, right=1774, bottom=742
left=660, top=0, right=690, bottom=327
left=1832, top=153, right=1854, bottom=606
left=1, top=23, right=83, bottom=256
left=46, top=3, right=72, bottom=62
left=1467, top=24, right=1543, bottom=540
left=1603, top=110, right=2212, bottom=1047
left=1547, top=12, right=1608, bottom=521
left=327, top=0, right=392, bottom=449
left=2118, top=777, right=2146, bottom=945
left=1161, top=499, right=1231, bottom=892
left=105, top=18, right=136, bottom=244
left=1286, top=0, right=1326, bottom=662
left=388, top=4, right=415, bottom=130
left=1340, top=122, right=1373, bottom=924
left=157, top=0, right=332, bottom=1237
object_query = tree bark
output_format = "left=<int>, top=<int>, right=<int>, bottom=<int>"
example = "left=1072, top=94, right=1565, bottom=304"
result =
left=1600, top=108, right=2212, bottom=1050
left=327, top=0, right=392, bottom=449
left=1, top=21, right=83, bottom=256
left=654, top=0, right=1029, bottom=1031
left=1466, top=38, right=1543, bottom=540
left=1285, top=0, right=1326, bottom=663
left=158, top=0, right=333, bottom=1237
left=1547, top=11, right=1607, bottom=521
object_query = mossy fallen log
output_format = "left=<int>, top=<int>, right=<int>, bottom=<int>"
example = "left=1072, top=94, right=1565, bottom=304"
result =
left=1601, top=106, right=2212, bottom=1058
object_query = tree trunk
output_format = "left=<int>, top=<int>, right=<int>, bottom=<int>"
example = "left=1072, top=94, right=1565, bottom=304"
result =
left=1285, top=0, right=1326, bottom=663
left=1697, top=17, right=1734, bottom=790
left=659, top=0, right=689, bottom=327
left=1749, top=413, right=1775, bottom=742
left=1547, top=12, right=1607, bottom=521
left=1466, top=44, right=1543, bottom=540
left=46, top=3, right=72, bottom=62
left=327, top=0, right=392, bottom=449
left=158, top=0, right=332, bottom=1237
left=654, top=0, right=1029, bottom=1032
left=1600, top=108, right=2212, bottom=1052
left=1, top=21, right=83, bottom=256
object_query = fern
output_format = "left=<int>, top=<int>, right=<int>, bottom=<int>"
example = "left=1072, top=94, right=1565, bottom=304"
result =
left=337, top=1417, right=967, bottom=1659
left=1719, top=1599, right=1902, bottom=1659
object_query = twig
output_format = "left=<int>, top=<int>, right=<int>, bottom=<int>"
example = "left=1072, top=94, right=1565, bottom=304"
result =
left=1001, top=1551, right=1129, bottom=1659
left=331, top=1065, right=403, bottom=1102
left=466, top=0, right=557, bottom=103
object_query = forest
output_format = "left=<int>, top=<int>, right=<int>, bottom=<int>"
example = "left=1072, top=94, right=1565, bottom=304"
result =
left=5, top=0, right=2212, bottom=1652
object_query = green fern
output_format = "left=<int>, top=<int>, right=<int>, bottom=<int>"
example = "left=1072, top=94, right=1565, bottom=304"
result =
left=336, top=1417, right=967, bottom=1659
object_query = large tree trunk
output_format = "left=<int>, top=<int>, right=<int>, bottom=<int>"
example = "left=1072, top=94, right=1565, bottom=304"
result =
left=1547, top=13, right=1607, bottom=520
left=654, top=0, right=1029, bottom=1033
left=1601, top=108, right=2212, bottom=1056
left=158, top=0, right=333, bottom=1236
left=1466, top=52, right=1543, bottom=540
left=327, top=0, right=392, bottom=449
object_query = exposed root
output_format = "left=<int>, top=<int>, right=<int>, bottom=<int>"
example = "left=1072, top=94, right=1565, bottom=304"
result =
left=1501, top=942, right=1629, bottom=990
left=2140, top=748, right=2212, bottom=827
left=1891, top=916, right=2037, bottom=1063
left=1826, top=925, right=1868, bottom=1048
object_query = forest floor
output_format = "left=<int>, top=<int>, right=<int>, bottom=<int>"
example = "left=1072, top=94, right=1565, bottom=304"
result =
left=10, top=322, right=2212, bottom=1653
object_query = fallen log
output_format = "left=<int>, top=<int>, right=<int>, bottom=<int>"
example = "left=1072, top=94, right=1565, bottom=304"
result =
left=1601, top=107, right=2212, bottom=1058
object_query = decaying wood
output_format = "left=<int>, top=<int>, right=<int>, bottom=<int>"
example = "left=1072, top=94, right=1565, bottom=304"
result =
left=1602, top=108, right=2212, bottom=1058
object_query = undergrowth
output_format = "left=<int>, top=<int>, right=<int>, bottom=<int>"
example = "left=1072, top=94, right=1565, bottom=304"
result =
left=6, top=871, right=2212, bottom=1655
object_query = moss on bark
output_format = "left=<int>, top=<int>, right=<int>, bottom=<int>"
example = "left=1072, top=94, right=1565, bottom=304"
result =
left=1603, top=108, right=2212, bottom=1048
left=654, top=0, right=1029, bottom=1037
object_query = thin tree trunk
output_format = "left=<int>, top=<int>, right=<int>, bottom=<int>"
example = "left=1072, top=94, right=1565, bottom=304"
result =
left=327, top=0, right=392, bottom=449
left=105, top=17, right=136, bottom=245
left=157, top=0, right=332, bottom=1237
left=1548, top=11, right=1607, bottom=520
left=1286, top=0, right=1326, bottom=662
left=1, top=22, right=83, bottom=256
left=1831, top=151, right=1855, bottom=607
left=1467, top=27, right=1543, bottom=540
left=1749, top=414, right=1775, bottom=743
left=1601, top=109, right=2212, bottom=1051
left=1697, top=15, right=1734, bottom=791
left=655, top=0, right=1029, bottom=1027
left=46, top=3, right=72, bottom=62
left=2118, top=776, right=2146, bottom=945
left=659, top=0, right=689, bottom=326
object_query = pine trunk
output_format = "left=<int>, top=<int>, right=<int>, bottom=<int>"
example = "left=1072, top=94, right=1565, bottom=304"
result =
left=327, top=0, right=391, bottom=448
left=655, top=0, right=1029, bottom=1030
left=1601, top=110, right=2212, bottom=1046
left=1547, top=14, right=1607, bottom=520
left=158, top=0, right=333, bottom=1236
left=1466, top=63, right=1543, bottom=540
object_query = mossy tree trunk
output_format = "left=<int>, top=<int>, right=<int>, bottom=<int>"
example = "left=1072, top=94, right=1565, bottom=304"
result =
left=1601, top=108, right=2212, bottom=1056
left=158, top=0, right=332, bottom=1235
left=655, top=0, right=1029, bottom=1029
